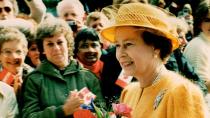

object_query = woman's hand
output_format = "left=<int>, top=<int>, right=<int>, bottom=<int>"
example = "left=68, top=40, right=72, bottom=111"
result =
left=13, top=75, right=23, bottom=94
left=62, top=91, right=84, bottom=116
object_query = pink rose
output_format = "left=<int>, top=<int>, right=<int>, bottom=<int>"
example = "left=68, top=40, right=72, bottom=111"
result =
left=112, top=103, right=132, bottom=118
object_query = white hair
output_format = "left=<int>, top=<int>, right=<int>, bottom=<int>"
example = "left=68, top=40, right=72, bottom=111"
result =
left=56, top=0, right=85, bottom=17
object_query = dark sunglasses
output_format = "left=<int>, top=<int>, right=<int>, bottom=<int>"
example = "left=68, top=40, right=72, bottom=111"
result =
left=0, top=6, right=11, bottom=13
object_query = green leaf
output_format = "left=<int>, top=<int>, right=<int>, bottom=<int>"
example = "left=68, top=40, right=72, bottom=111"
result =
left=92, top=103, right=104, bottom=118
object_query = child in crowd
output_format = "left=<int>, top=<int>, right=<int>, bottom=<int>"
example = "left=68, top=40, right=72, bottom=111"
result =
left=86, top=11, right=109, bottom=33
left=86, top=11, right=112, bottom=50
left=74, top=28, right=103, bottom=79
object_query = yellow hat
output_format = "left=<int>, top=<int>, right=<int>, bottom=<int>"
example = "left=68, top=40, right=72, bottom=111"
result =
left=100, top=3, right=179, bottom=50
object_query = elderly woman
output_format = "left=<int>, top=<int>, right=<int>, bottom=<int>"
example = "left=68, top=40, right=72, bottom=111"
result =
left=101, top=3, right=209, bottom=118
left=22, top=17, right=104, bottom=118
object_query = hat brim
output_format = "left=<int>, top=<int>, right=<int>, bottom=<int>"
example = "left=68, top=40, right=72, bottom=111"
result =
left=101, top=24, right=179, bottom=51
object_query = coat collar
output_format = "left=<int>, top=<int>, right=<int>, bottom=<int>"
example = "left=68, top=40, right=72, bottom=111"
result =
left=36, top=59, right=82, bottom=80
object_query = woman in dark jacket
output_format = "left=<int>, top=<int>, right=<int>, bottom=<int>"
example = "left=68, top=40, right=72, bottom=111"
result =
left=22, top=17, right=104, bottom=118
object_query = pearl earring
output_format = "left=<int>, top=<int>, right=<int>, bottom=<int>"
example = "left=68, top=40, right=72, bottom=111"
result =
left=154, top=54, right=158, bottom=58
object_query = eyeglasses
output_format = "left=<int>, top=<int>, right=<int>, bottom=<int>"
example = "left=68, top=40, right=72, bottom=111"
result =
left=0, top=7, right=11, bottom=13
left=1, top=49, right=24, bottom=57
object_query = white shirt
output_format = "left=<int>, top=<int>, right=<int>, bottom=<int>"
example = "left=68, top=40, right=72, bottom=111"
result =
left=0, top=82, right=18, bottom=118
left=184, top=33, right=210, bottom=81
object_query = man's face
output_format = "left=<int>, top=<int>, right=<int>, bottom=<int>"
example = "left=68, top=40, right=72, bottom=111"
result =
left=59, top=5, right=85, bottom=31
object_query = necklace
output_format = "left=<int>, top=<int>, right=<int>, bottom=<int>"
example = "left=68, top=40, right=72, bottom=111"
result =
left=152, top=66, right=164, bottom=86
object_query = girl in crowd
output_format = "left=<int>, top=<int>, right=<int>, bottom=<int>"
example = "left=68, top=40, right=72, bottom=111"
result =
left=25, top=37, right=41, bottom=68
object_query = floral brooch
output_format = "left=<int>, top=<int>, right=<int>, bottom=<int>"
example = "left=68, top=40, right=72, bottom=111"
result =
left=153, top=89, right=167, bottom=110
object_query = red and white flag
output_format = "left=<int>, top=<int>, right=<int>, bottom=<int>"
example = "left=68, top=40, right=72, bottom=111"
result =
left=78, top=87, right=96, bottom=105
left=115, top=70, right=133, bottom=88
left=0, top=68, right=15, bottom=86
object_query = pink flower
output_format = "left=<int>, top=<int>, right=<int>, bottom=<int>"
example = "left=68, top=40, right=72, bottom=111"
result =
left=112, top=103, right=132, bottom=118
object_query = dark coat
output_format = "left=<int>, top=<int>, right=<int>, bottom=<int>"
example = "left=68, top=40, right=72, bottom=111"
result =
left=100, top=47, right=122, bottom=106
left=165, top=49, right=208, bottom=95
left=22, top=59, right=104, bottom=118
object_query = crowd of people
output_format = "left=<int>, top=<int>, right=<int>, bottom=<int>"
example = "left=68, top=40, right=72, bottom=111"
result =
left=0, top=0, right=210, bottom=118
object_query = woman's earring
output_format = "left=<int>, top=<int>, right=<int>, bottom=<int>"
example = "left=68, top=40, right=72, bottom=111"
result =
left=153, top=49, right=159, bottom=58
left=154, top=54, right=158, bottom=58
